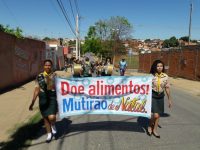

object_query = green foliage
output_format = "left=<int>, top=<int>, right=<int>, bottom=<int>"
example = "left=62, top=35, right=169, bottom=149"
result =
left=0, top=24, right=5, bottom=31
left=83, top=16, right=133, bottom=56
left=108, top=16, right=132, bottom=40
left=179, top=36, right=189, bottom=42
left=42, top=37, right=51, bottom=41
left=95, top=20, right=108, bottom=40
left=191, top=40, right=197, bottom=43
left=69, top=40, right=76, bottom=46
left=145, top=39, right=151, bottom=42
left=179, top=36, right=197, bottom=43
left=15, top=27, right=23, bottom=38
left=82, top=38, right=102, bottom=54
left=162, top=36, right=179, bottom=48
left=0, top=24, right=23, bottom=38
left=87, top=26, right=97, bottom=38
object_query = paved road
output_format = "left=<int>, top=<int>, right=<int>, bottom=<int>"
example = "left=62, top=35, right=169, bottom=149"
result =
left=27, top=74, right=200, bottom=150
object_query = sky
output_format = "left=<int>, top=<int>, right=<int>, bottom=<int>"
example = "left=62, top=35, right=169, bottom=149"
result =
left=0, top=0, right=200, bottom=40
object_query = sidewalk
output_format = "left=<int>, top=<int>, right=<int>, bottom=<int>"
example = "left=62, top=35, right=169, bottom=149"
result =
left=0, top=70, right=200, bottom=142
left=0, top=71, right=71, bottom=142
left=0, top=81, right=38, bottom=142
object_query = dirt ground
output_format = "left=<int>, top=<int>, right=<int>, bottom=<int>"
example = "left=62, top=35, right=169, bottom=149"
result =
left=0, top=70, right=199, bottom=142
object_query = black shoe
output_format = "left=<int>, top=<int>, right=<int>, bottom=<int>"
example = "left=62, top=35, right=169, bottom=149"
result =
left=46, top=138, right=52, bottom=143
left=147, top=127, right=152, bottom=136
left=152, top=132, right=160, bottom=138
left=53, top=133, right=58, bottom=140
left=147, top=131, right=152, bottom=136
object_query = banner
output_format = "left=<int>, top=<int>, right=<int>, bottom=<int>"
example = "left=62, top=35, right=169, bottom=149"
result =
left=56, top=76, right=152, bottom=118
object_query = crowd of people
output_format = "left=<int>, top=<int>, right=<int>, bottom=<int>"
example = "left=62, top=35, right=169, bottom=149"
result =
left=29, top=57, right=172, bottom=143
left=64, top=56, right=128, bottom=77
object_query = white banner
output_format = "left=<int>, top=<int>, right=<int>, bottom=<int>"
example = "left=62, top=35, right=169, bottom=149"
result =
left=56, top=76, right=152, bottom=118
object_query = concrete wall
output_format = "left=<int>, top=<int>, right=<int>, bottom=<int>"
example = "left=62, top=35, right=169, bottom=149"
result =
left=0, top=31, right=46, bottom=90
left=139, top=45, right=200, bottom=81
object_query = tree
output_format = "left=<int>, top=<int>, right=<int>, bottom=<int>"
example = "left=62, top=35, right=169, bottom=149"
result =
left=43, top=37, right=51, bottom=41
left=14, top=27, right=23, bottom=38
left=162, top=36, right=179, bottom=48
left=179, top=36, right=197, bottom=43
left=0, top=24, right=23, bottom=38
left=179, top=36, right=189, bottom=42
left=83, top=16, right=133, bottom=56
left=145, top=39, right=151, bottom=43
left=0, top=24, right=5, bottom=31
left=69, top=40, right=76, bottom=47
left=108, top=16, right=132, bottom=40
left=82, top=38, right=102, bottom=54
left=95, top=20, right=109, bottom=40
left=169, top=36, right=179, bottom=47
left=162, top=39, right=170, bottom=48
left=87, top=26, right=97, bottom=39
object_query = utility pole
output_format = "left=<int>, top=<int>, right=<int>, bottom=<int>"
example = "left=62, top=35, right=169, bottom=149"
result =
left=76, top=14, right=79, bottom=59
left=112, top=28, right=119, bottom=66
left=188, top=2, right=193, bottom=45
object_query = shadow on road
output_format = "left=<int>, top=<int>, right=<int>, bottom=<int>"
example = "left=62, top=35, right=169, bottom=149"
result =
left=0, top=78, right=34, bottom=94
left=137, top=113, right=171, bottom=134
left=7, top=114, right=171, bottom=149
left=27, top=116, right=146, bottom=148
left=0, top=118, right=43, bottom=150
left=56, top=117, right=145, bottom=140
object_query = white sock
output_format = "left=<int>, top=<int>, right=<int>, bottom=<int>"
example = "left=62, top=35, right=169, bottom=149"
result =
left=47, top=133, right=52, bottom=140
left=51, top=125, right=57, bottom=134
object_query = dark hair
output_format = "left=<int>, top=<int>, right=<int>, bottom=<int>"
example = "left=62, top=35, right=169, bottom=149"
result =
left=44, top=59, right=53, bottom=65
left=85, top=57, right=89, bottom=61
left=105, top=57, right=112, bottom=63
left=150, top=59, right=165, bottom=75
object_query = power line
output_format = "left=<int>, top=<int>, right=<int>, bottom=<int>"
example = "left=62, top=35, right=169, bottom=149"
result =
left=56, top=0, right=77, bottom=37
left=49, top=0, right=66, bottom=25
left=0, top=0, right=22, bottom=28
left=74, top=0, right=80, bottom=16
left=68, top=0, right=76, bottom=25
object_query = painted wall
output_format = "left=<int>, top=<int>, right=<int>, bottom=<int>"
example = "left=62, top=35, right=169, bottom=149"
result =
left=139, top=45, right=200, bottom=81
left=0, top=31, right=45, bottom=90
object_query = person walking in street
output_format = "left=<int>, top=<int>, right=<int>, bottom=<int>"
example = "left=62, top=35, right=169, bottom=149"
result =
left=103, top=57, right=113, bottom=76
left=82, top=57, right=92, bottom=77
left=147, top=59, right=172, bottom=138
left=29, top=59, right=58, bottom=143
left=119, top=58, right=127, bottom=76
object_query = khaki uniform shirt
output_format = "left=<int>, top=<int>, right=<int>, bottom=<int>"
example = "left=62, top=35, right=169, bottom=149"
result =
left=152, top=73, right=170, bottom=93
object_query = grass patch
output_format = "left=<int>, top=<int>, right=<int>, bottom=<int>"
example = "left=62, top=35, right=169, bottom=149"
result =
left=1, top=112, right=43, bottom=150
left=114, top=55, right=139, bottom=69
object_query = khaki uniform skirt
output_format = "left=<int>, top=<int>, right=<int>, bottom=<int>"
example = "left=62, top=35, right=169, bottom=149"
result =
left=39, top=91, right=57, bottom=117
left=151, top=90, right=165, bottom=114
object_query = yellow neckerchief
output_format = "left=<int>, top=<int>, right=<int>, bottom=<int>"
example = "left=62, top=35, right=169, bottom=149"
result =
left=155, top=72, right=164, bottom=92
left=43, top=71, right=52, bottom=77
left=43, top=71, right=53, bottom=90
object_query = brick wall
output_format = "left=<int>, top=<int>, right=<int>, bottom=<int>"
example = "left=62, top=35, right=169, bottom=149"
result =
left=0, top=31, right=46, bottom=90
left=139, top=45, right=200, bottom=81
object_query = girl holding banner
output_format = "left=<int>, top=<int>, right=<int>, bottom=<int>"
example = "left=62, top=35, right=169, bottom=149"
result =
left=29, top=59, right=58, bottom=143
left=148, top=60, right=172, bottom=138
